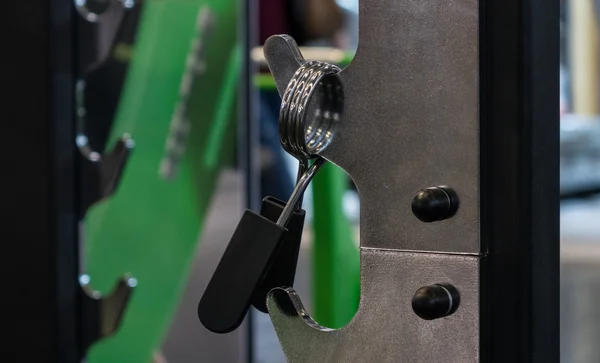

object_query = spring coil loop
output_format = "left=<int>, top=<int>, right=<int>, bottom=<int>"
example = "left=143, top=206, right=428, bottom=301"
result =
left=276, top=61, right=344, bottom=226
left=279, top=60, right=344, bottom=164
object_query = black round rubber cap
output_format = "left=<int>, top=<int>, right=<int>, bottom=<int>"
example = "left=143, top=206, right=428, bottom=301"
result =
left=411, top=187, right=459, bottom=223
left=412, top=284, right=460, bottom=320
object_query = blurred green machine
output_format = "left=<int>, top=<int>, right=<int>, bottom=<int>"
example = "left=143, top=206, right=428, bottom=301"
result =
left=83, top=0, right=359, bottom=360
left=84, top=1, right=239, bottom=361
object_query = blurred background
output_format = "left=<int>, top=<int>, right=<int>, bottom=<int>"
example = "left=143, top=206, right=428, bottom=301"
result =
left=75, top=0, right=600, bottom=362
left=560, top=1, right=600, bottom=362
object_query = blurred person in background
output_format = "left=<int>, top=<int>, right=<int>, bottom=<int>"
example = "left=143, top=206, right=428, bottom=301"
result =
left=258, top=0, right=344, bottom=200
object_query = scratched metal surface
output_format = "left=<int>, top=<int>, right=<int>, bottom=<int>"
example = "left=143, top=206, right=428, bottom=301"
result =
left=262, top=0, right=481, bottom=361
left=265, top=0, right=480, bottom=254
left=263, top=0, right=480, bottom=361
left=267, top=250, right=480, bottom=363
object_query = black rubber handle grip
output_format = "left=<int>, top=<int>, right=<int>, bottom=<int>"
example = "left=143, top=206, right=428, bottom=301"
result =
left=198, top=210, right=286, bottom=333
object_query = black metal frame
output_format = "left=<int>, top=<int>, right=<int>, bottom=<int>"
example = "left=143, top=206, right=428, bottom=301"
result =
left=51, top=1, right=81, bottom=360
left=3, top=0, right=81, bottom=362
left=481, top=0, right=560, bottom=361
left=239, top=0, right=260, bottom=361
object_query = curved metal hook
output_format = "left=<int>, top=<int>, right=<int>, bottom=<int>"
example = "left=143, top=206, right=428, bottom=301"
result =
left=76, top=115, right=135, bottom=356
left=76, top=78, right=135, bottom=213
left=75, top=0, right=135, bottom=22
left=76, top=79, right=102, bottom=162
left=75, top=0, right=139, bottom=170
left=266, top=288, right=350, bottom=363
left=74, top=2, right=138, bottom=356
left=266, top=252, right=481, bottom=363
left=76, top=79, right=135, bottom=162
left=268, top=288, right=334, bottom=332
left=80, top=274, right=137, bottom=351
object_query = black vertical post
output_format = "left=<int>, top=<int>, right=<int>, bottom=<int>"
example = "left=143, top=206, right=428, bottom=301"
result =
left=238, top=0, right=260, bottom=361
left=240, top=0, right=260, bottom=211
left=51, top=0, right=81, bottom=361
left=3, top=0, right=80, bottom=362
left=481, top=0, right=560, bottom=362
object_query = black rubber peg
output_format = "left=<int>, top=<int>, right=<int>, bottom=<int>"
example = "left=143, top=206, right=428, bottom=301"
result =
left=411, top=186, right=459, bottom=223
left=412, top=283, right=460, bottom=320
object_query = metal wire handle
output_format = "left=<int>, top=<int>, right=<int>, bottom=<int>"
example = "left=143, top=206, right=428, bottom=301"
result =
left=276, top=60, right=344, bottom=227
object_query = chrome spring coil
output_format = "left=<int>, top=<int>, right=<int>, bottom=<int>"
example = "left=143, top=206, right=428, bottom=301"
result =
left=279, top=60, right=344, bottom=164
left=276, top=61, right=344, bottom=226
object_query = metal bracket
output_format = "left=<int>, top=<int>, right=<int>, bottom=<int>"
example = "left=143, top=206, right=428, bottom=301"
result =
left=74, top=9, right=137, bottom=353
left=76, top=131, right=135, bottom=357
left=80, top=274, right=136, bottom=353
left=78, top=132, right=134, bottom=213
left=263, top=0, right=480, bottom=360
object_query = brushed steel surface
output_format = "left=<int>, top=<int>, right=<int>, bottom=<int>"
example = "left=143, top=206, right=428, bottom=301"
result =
left=267, top=250, right=480, bottom=363
left=265, top=0, right=480, bottom=253
left=264, top=0, right=481, bottom=360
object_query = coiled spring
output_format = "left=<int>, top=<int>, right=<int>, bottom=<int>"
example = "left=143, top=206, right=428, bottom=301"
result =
left=277, top=60, right=344, bottom=226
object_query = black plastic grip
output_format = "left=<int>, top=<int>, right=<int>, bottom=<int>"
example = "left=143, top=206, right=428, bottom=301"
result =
left=251, top=197, right=305, bottom=313
left=198, top=210, right=286, bottom=334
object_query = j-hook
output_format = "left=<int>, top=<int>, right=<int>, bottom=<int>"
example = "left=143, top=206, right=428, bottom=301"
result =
left=76, top=79, right=135, bottom=213
left=75, top=79, right=135, bottom=357
left=74, top=30, right=136, bottom=358
left=262, top=20, right=479, bottom=361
